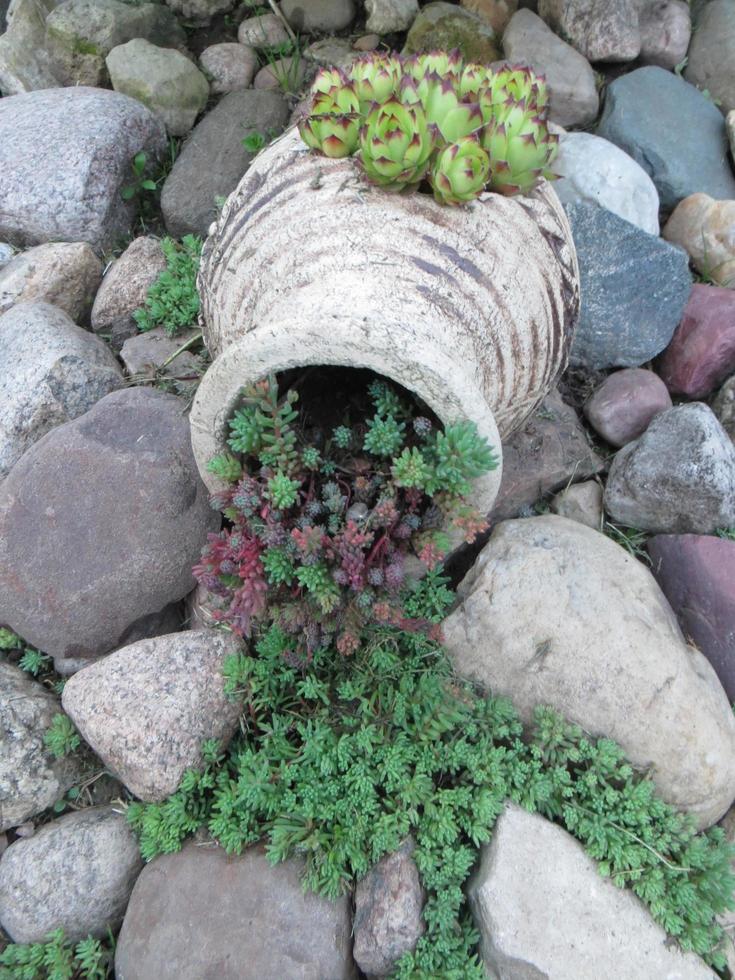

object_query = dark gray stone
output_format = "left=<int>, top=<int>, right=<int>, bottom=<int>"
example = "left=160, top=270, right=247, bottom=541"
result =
left=605, top=402, right=735, bottom=534
left=648, top=534, right=735, bottom=702
left=161, top=90, right=290, bottom=239
left=115, top=842, right=356, bottom=979
left=685, top=0, right=735, bottom=115
left=489, top=388, right=604, bottom=521
left=0, top=87, right=166, bottom=253
left=0, top=662, right=87, bottom=833
left=565, top=201, right=692, bottom=371
left=0, top=387, right=217, bottom=663
left=597, top=66, right=735, bottom=212
left=0, top=806, right=142, bottom=943
left=281, top=0, right=355, bottom=32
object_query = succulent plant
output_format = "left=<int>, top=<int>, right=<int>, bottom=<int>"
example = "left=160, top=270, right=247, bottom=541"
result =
left=430, top=136, right=490, bottom=206
left=482, top=102, right=558, bottom=196
left=359, top=99, right=435, bottom=191
left=298, top=48, right=557, bottom=202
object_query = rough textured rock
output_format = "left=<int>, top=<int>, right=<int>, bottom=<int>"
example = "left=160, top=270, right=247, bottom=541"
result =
left=605, top=403, right=735, bottom=534
left=161, top=90, right=290, bottom=239
left=489, top=389, right=604, bottom=521
left=353, top=840, right=425, bottom=978
left=549, top=479, right=603, bottom=529
left=120, top=328, right=201, bottom=380
left=237, top=12, right=289, bottom=48
left=658, top=284, right=735, bottom=398
left=0, top=303, right=124, bottom=480
left=584, top=368, right=672, bottom=448
left=62, top=631, right=243, bottom=802
left=648, top=534, right=735, bottom=703
left=165, top=0, right=234, bottom=22
left=663, top=194, right=735, bottom=290
left=685, top=0, right=735, bottom=115
left=45, top=0, right=186, bottom=88
left=115, top=842, right=356, bottom=979
left=0, top=242, right=102, bottom=321
left=403, top=2, right=500, bottom=62
left=199, top=42, right=257, bottom=94
left=91, top=236, right=166, bottom=347
left=281, top=0, right=355, bottom=32
left=460, top=0, right=517, bottom=33
left=597, top=67, right=735, bottom=213
left=554, top=132, right=660, bottom=235
left=365, top=0, right=418, bottom=33
left=0, top=388, right=215, bottom=663
left=729, top=109, right=735, bottom=160
left=304, top=37, right=358, bottom=69
left=639, top=0, right=691, bottom=69
left=502, top=10, right=597, bottom=129
left=468, top=804, right=718, bottom=979
left=714, top=375, right=735, bottom=442
left=538, top=0, right=641, bottom=62
left=443, top=515, right=735, bottom=828
left=0, top=0, right=60, bottom=96
left=107, top=39, right=209, bottom=137
left=0, top=663, right=86, bottom=833
left=0, top=87, right=166, bottom=253
left=254, top=56, right=305, bottom=93
left=566, top=201, right=692, bottom=370
left=0, top=807, right=142, bottom=943
left=0, top=243, right=13, bottom=268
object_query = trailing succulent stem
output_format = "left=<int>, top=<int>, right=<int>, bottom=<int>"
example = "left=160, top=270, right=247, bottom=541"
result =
left=298, top=51, right=558, bottom=204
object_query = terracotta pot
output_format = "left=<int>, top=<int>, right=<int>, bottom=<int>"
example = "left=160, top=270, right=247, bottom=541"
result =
left=191, top=127, right=579, bottom=514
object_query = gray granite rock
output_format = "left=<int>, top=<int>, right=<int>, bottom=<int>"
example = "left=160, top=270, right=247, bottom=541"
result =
left=62, top=631, right=243, bottom=802
left=0, top=303, right=124, bottom=480
left=353, top=840, right=425, bottom=978
left=605, top=403, right=735, bottom=534
left=0, top=0, right=61, bottom=96
left=0, top=806, right=142, bottom=943
left=468, top=804, right=717, bottom=978
left=161, top=90, right=289, bottom=239
left=45, top=0, right=185, bottom=87
left=489, top=388, right=604, bottom=521
left=199, top=42, right=258, bottom=94
left=237, top=12, right=289, bottom=48
left=0, top=87, right=166, bottom=253
left=685, top=0, right=735, bottom=115
left=165, top=0, right=234, bottom=22
left=597, top=66, right=735, bottom=212
left=549, top=480, right=603, bottom=529
left=714, top=375, right=735, bottom=442
left=107, top=39, right=209, bottom=137
left=0, top=242, right=102, bottom=321
left=565, top=201, right=692, bottom=370
left=0, top=388, right=216, bottom=663
left=538, top=0, right=641, bottom=62
left=115, top=842, right=357, bottom=979
left=639, top=0, right=691, bottom=70
left=0, top=662, right=87, bottom=833
left=120, top=328, right=201, bottom=380
left=365, top=0, right=417, bottom=33
left=281, top=0, right=355, bottom=32
left=503, top=9, right=598, bottom=128
left=90, top=236, right=166, bottom=348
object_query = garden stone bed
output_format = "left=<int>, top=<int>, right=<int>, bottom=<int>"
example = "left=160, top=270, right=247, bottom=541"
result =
left=2, top=3, right=735, bottom=979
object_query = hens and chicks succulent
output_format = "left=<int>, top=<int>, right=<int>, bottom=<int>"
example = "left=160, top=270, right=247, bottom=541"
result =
left=299, top=50, right=558, bottom=205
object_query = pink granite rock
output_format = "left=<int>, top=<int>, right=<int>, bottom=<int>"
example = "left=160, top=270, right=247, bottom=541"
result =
left=648, top=534, right=735, bottom=701
left=658, top=284, right=735, bottom=398
left=584, top=368, right=672, bottom=447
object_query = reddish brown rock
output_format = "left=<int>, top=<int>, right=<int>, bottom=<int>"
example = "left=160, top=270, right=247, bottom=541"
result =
left=353, top=839, right=425, bottom=977
left=648, top=534, right=735, bottom=701
left=658, top=284, right=735, bottom=399
left=584, top=368, right=672, bottom=448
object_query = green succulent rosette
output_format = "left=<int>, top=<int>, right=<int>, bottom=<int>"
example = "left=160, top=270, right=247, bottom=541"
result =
left=348, top=54, right=402, bottom=112
left=481, top=102, right=559, bottom=195
left=358, top=99, right=436, bottom=191
left=299, top=89, right=361, bottom=158
left=418, top=74, right=484, bottom=144
left=403, top=49, right=463, bottom=84
left=430, top=135, right=490, bottom=206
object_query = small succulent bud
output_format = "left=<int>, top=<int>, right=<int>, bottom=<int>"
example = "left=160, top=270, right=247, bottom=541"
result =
left=430, top=136, right=490, bottom=206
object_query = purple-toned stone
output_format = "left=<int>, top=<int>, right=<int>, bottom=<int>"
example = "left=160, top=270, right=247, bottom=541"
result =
left=584, top=367, right=672, bottom=447
left=658, top=283, right=735, bottom=399
left=648, top=533, right=735, bottom=700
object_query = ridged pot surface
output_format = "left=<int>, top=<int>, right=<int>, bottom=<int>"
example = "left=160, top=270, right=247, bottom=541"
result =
left=192, top=127, right=579, bottom=514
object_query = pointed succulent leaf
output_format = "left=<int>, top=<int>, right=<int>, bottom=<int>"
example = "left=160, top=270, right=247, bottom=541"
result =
left=430, top=136, right=490, bottom=206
